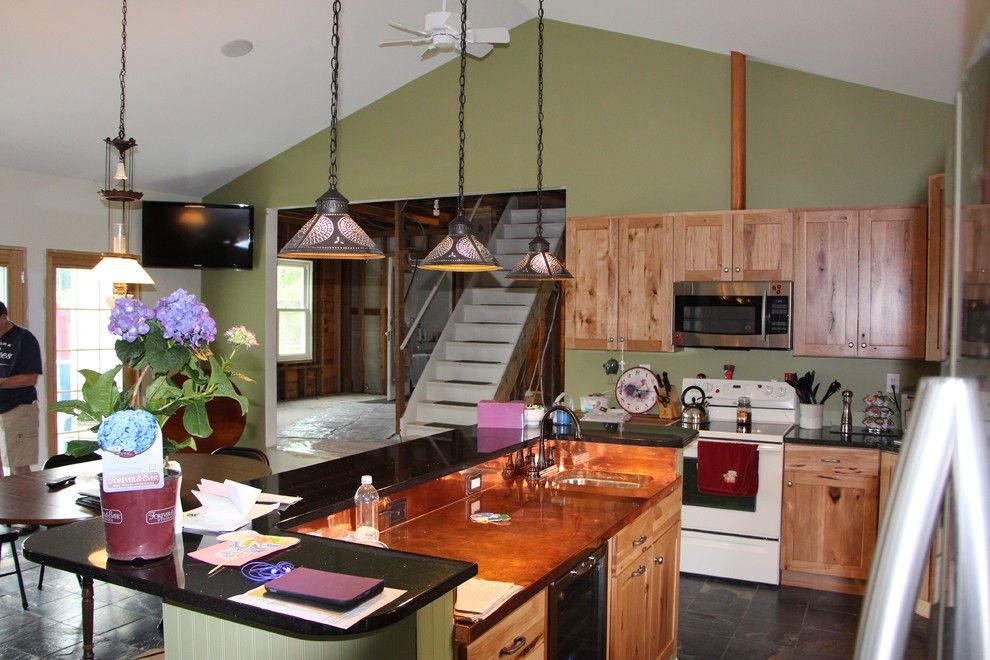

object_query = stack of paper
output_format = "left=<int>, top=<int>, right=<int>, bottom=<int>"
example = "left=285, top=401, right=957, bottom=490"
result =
left=454, top=578, right=522, bottom=621
left=581, top=408, right=631, bottom=423
left=257, top=492, right=302, bottom=510
left=182, top=479, right=279, bottom=533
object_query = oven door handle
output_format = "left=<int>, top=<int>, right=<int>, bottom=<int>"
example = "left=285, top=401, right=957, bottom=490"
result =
left=684, top=439, right=783, bottom=458
left=551, top=548, right=605, bottom=594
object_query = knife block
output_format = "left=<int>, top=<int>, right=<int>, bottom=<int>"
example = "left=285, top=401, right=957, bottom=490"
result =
left=657, top=387, right=682, bottom=421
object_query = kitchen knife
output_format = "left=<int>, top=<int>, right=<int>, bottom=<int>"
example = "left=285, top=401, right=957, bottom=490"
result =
left=661, top=371, right=671, bottom=392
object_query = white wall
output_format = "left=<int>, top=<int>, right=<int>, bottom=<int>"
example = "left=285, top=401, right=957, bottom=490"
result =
left=0, top=166, right=201, bottom=465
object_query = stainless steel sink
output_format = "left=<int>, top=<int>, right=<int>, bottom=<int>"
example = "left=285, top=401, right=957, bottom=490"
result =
left=551, top=470, right=650, bottom=489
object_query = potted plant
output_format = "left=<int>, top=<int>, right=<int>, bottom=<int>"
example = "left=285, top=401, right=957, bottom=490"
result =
left=51, top=289, right=256, bottom=560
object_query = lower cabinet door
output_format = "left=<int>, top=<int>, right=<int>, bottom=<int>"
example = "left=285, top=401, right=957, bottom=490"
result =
left=648, top=522, right=680, bottom=660
left=609, top=558, right=650, bottom=659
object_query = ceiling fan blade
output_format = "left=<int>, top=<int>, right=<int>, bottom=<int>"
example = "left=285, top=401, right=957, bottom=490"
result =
left=380, top=38, right=433, bottom=47
left=388, top=22, right=429, bottom=37
left=468, top=27, right=510, bottom=44
left=420, top=46, right=441, bottom=61
left=465, top=42, right=494, bottom=58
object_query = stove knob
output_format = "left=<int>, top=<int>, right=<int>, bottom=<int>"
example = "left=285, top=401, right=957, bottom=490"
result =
left=777, top=386, right=787, bottom=396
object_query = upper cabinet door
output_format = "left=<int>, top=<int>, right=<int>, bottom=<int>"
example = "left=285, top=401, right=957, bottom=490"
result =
left=564, top=217, right=617, bottom=349
left=732, top=211, right=794, bottom=280
left=960, top=205, right=990, bottom=285
left=857, top=206, right=927, bottom=359
left=673, top=213, right=732, bottom=281
left=617, top=215, right=673, bottom=352
left=793, top=209, right=860, bottom=357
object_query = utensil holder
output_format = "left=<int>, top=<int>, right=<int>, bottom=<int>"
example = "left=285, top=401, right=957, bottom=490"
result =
left=799, top=403, right=824, bottom=430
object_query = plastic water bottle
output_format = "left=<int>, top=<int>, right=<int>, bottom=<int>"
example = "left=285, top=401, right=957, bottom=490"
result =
left=354, top=475, right=380, bottom=542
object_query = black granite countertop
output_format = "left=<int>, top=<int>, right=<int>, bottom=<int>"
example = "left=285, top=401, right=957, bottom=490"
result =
left=22, top=420, right=694, bottom=637
left=785, top=425, right=903, bottom=452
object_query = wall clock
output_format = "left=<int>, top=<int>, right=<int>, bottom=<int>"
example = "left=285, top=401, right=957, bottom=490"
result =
left=615, top=367, right=659, bottom=414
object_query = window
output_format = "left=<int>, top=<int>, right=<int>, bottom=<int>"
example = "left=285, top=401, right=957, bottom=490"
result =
left=277, top=258, right=313, bottom=361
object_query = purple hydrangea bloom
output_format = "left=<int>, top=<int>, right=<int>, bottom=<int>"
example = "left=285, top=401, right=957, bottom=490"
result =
left=153, top=289, right=217, bottom=348
left=98, top=409, right=159, bottom=457
left=108, top=298, right=153, bottom=342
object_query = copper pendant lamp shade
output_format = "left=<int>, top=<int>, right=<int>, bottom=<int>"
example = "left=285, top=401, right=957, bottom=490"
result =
left=279, top=0, right=383, bottom=261
left=507, top=0, right=571, bottom=281
left=419, top=0, right=502, bottom=273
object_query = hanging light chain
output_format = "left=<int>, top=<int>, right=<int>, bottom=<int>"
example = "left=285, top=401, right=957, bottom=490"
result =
left=117, top=0, right=128, bottom=140
left=328, top=0, right=342, bottom=188
left=457, top=0, right=468, bottom=218
left=535, top=0, right=545, bottom=237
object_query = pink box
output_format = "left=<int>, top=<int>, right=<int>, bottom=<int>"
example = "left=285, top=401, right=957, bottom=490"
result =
left=477, top=400, right=525, bottom=429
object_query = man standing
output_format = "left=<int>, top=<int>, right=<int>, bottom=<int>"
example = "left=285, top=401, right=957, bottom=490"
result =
left=0, top=301, right=42, bottom=474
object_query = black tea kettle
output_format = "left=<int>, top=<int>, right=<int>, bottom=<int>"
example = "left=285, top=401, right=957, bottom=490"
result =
left=681, top=386, right=710, bottom=429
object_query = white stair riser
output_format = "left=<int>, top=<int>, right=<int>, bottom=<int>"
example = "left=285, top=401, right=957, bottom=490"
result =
left=496, top=238, right=539, bottom=254
left=462, top=305, right=529, bottom=323
left=427, top=382, right=496, bottom=403
left=502, top=223, right=564, bottom=239
left=444, top=342, right=512, bottom=362
left=435, top=361, right=503, bottom=382
left=508, top=208, right=566, bottom=224
left=416, top=403, right=478, bottom=427
left=404, top=424, right=446, bottom=439
left=468, top=288, right=538, bottom=305
left=454, top=323, right=521, bottom=342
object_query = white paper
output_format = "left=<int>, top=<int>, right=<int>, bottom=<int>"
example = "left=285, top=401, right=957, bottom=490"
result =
left=229, top=586, right=406, bottom=630
left=182, top=478, right=276, bottom=533
left=581, top=409, right=631, bottom=423
left=256, top=492, right=302, bottom=509
left=182, top=502, right=278, bottom=534
left=454, top=578, right=522, bottom=620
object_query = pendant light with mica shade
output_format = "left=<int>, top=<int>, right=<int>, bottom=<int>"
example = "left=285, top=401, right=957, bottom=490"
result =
left=419, top=0, right=502, bottom=272
left=506, top=0, right=572, bottom=281
left=279, top=0, right=384, bottom=260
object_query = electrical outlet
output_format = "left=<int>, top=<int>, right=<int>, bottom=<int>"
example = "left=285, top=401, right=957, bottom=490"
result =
left=886, top=373, right=900, bottom=395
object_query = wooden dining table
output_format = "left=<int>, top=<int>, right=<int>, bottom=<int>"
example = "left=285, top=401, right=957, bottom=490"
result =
left=1, top=452, right=272, bottom=660
left=0, top=452, right=273, bottom=526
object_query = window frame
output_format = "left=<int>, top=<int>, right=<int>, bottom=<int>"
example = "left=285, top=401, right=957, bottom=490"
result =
left=276, top=257, right=314, bottom=363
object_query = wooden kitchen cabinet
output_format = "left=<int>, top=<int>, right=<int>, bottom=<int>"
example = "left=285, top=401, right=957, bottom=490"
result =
left=608, top=486, right=681, bottom=660
left=781, top=445, right=880, bottom=595
left=793, top=205, right=927, bottom=358
left=462, top=588, right=546, bottom=659
left=960, top=204, right=990, bottom=284
left=673, top=210, right=793, bottom=281
left=564, top=215, right=674, bottom=351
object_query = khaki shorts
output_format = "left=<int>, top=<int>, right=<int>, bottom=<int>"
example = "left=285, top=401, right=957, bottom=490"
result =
left=0, top=401, right=40, bottom=469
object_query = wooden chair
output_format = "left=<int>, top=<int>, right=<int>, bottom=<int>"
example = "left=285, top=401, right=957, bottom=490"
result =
left=0, top=528, right=29, bottom=609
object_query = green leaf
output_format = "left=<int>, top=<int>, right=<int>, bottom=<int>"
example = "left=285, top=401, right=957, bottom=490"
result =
left=80, top=366, right=123, bottom=418
left=145, top=336, right=192, bottom=375
left=182, top=400, right=212, bottom=438
left=65, top=440, right=100, bottom=457
left=115, top=337, right=146, bottom=368
left=164, top=436, right=197, bottom=456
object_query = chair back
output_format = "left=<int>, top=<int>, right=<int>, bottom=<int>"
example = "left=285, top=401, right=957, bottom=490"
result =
left=211, top=446, right=270, bottom=466
left=43, top=452, right=100, bottom=470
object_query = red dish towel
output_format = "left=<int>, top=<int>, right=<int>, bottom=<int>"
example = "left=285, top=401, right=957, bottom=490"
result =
left=697, top=441, right=759, bottom=497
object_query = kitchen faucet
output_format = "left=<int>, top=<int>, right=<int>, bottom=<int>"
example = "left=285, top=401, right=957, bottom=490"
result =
left=531, top=405, right=583, bottom=478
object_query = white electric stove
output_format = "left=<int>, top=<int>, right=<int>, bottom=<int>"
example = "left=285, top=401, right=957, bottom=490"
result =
left=679, top=378, right=797, bottom=585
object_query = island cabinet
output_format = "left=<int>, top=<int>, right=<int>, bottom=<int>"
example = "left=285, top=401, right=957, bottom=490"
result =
left=607, top=484, right=681, bottom=660
left=564, top=214, right=675, bottom=351
left=781, top=445, right=879, bottom=595
left=672, top=210, right=793, bottom=281
left=460, top=589, right=546, bottom=659
left=793, top=205, right=927, bottom=359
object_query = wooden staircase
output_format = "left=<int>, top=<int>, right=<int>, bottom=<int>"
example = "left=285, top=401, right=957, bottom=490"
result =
left=401, top=200, right=565, bottom=439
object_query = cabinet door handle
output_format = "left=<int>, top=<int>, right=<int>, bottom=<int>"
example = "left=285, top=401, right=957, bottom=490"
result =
left=847, top=342, right=854, bottom=348
left=821, top=458, right=841, bottom=463
left=631, top=565, right=647, bottom=578
left=787, top=481, right=793, bottom=487
left=654, top=556, right=664, bottom=565
left=499, top=636, right=527, bottom=656
left=633, top=534, right=648, bottom=546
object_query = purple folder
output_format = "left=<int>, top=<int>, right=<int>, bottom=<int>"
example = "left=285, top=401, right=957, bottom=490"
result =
left=263, top=567, right=385, bottom=609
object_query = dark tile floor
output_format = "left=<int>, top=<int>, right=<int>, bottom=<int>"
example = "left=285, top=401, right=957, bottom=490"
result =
left=677, top=573, right=933, bottom=660
left=3, top=530, right=933, bottom=659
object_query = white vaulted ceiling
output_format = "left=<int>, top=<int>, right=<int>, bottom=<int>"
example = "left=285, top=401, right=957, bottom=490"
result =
left=0, top=0, right=967, bottom=198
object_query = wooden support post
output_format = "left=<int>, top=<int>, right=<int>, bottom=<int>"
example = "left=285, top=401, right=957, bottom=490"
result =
left=379, top=255, right=388, bottom=396
left=340, top=264, right=353, bottom=392
left=392, top=202, right=407, bottom=434
left=731, top=50, right=746, bottom=211
left=356, top=261, right=366, bottom=393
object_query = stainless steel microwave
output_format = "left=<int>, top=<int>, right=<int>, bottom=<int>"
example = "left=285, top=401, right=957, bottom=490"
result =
left=672, top=281, right=792, bottom=349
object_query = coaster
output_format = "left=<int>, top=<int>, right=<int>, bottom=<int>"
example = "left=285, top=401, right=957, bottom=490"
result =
left=470, top=512, right=511, bottom=524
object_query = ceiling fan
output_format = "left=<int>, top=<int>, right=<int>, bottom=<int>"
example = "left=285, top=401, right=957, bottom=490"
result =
left=380, top=0, right=510, bottom=60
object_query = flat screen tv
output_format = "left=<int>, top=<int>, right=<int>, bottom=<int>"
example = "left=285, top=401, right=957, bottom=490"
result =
left=141, top=201, right=254, bottom=269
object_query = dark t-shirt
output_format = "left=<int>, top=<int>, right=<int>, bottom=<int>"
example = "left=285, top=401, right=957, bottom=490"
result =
left=0, top=323, right=42, bottom=415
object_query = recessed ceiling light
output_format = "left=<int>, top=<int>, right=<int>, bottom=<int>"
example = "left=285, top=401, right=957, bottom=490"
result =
left=221, top=40, right=253, bottom=58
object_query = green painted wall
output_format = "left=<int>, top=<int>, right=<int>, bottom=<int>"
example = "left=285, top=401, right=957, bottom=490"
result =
left=205, top=20, right=953, bottom=444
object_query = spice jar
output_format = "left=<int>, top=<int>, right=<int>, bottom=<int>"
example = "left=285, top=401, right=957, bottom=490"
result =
left=736, top=396, right=752, bottom=431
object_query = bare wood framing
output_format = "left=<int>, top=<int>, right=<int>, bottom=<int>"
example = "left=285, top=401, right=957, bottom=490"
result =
left=0, top=245, right=27, bottom=324
left=731, top=51, right=746, bottom=211
left=392, top=202, right=407, bottom=433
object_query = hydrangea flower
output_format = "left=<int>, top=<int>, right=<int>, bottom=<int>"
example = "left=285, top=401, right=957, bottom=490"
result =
left=224, top=325, right=258, bottom=348
left=108, top=298, right=153, bottom=342
left=98, top=409, right=159, bottom=457
left=153, top=289, right=217, bottom=348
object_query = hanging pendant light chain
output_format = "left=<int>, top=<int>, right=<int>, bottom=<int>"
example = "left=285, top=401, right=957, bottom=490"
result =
left=457, top=0, right=468, bottom=217
left=117, top=0, right=128, bottom=140
left=328, top=0, right=341, bottom=188
left=535, top=0, right=545, bottom=237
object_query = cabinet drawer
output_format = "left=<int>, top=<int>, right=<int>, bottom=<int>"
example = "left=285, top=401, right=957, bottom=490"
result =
left=612, top=510, right=655, bottom=573
left=785, top=445, right=879, bottom=478
left=464, top=589, right=546, bottom=659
